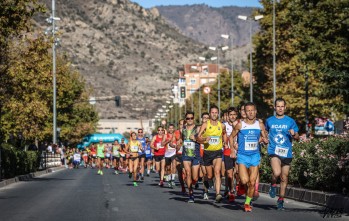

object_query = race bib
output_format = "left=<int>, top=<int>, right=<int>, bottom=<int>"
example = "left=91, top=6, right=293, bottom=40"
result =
left=105, top=153, right=111, bottom=158
left=245, top=141, right=258, bottom=151
left=209, top=136, right=220, bottom=145
left=130, top=146, right=138, bottom=152
left=183, top=140, right=195, bottom=150
left=145, top=150, right=151, bottom=155
left=74, top=155, right=80, bottom=161
left=178, top=146, right=183, bottom=153
left=275, top=146, right=288, bottom=157
left=156, top=143, right=164, bottom=149
left=113, top=150, right=119, bottom=156
left=92, top=154, right=96, bottom=157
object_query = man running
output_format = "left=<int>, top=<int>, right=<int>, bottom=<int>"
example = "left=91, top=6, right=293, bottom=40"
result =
left=181, top=111, right=201, bottom=203
left=137, top=128, right=147, bottom=180
left=174, top=119, right=186, bottom=194
left=96, top=139, right=106, bottom=175
left=266, top=98, right=299, bottom=210
left=112, top=140, right=121, bottom=174
left=151, top=126, right=166, bottom=187
left=144, top=137, right=153, bottom=176
left=229, top=102, right=268, bottom=212
left=223, top=107, right=238, bottom=202
left=198, top=105, right=228, bottom=203
left=162, top=124, right=177, bottom=188
left=199, top=112, right=209, bottom=200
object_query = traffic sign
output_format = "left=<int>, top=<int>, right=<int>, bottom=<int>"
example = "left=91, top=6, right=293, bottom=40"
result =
left=203, top=86, right=211, bottom=94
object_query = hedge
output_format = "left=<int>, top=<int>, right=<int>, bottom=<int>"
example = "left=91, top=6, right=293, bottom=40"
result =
left=0, top=143, right=40, bottom=179
left=260, top=134, right=349, bottom=194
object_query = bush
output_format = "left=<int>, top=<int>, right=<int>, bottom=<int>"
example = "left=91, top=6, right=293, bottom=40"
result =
left=260, top=135, right=349, bottom=193
left=0, top=143, right=40, bottom=179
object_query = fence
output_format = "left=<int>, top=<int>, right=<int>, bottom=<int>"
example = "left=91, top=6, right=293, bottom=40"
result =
left=39, top=151, right=62, bottom=170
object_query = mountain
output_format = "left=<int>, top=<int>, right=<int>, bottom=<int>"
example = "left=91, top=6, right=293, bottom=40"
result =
left=156, top=4, right=259, bottom=47
left=34, top=0, right=257, bottom=120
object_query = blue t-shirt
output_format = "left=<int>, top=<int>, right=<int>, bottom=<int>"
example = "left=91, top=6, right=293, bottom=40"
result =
left=237, top=120, right=261, bottom=155
left=265, top=115, right=299, bottom=158
left=145, top=143, right=152, bottom=158
left=137, top=137, right=146, bottom=154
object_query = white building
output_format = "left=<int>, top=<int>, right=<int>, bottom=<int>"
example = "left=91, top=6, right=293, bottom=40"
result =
left=97, top=119, right=155, bottom=135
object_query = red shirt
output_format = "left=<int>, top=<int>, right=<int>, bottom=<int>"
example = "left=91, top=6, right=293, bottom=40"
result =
left=154, top=135, right=165, bottom=156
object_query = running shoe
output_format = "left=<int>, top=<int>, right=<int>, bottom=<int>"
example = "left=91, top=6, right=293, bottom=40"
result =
left=215, top=194, right=223, bottom=203
left=277, top=199, right=285, bottom=210
left=133, top=182, right=138, bottom=187
left=228, top=192, right=235, bottom=202
left=244, top=204, right=252, bottom=212
left=114, top=170, right=119, bottom=175
left=223, top=191, right=229, bottom=198
left=100, top=171, right=103, bottom=175
left=171, top=181, right=176, bottom=187
left=269, top=185, right=277, bottom=198
left=188, top=195, right=195, bottom=203
left=168, top=181, right=173, bottom=188
left=141, top=176, right=144, bottom=181
left=128, top=172, right=132, bottom=179
left=203, top=192, right=209, bottom=200
left=97, top=170, right=101, bottom=175
left=158, top=180, right=164, bottom=187
left=146, top=173, right=150, bottom=177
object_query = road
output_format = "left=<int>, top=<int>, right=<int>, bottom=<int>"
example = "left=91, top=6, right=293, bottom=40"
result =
left=0, top=167, right=347, bottom=221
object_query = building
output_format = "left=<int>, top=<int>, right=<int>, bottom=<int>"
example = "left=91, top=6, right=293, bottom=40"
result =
left=97, top=119, right=155, bottom=135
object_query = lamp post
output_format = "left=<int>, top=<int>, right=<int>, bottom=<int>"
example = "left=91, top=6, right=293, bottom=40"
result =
left=221, top=34, right=234, bottom=106
left=273, top=0, right=277, bottom=115
left=238, top=14, right=264, bottom=102
left=46, top=0, right=61, bottom=144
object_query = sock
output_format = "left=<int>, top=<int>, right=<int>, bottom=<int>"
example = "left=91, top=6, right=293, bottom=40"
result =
left=171, top=174, right=176, bottom=181
left=204, top=180, right=210, bottom=189
left=147, top=170, right=150, bottom=174
left=278, top=197, right=284, bottom=201
left=272, top=183, right=277, bottom=187
left=245, top=196, right=252, bottom=205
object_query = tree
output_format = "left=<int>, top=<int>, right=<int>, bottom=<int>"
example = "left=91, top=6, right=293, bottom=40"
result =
left=253, top=0, right=348, bottom=131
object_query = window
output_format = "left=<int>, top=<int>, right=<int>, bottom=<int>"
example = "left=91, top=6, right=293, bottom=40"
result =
left=190, top=78, right=196, bottom=85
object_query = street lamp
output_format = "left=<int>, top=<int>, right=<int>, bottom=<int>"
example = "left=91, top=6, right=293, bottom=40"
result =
left=221, top=34, right=234, bottom=106
left=209, top=46, right=229, bottom=118
left=273, top=0, right=277, bottom=115
left=46, top=0, right=61, bottom=144
left=238, top=14, right=264, bottom=102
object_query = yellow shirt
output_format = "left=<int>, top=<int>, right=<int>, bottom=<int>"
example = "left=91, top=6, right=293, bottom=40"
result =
left=202, top=120, right=223, bottom=151
left=129, top=140, right=140, bottom=153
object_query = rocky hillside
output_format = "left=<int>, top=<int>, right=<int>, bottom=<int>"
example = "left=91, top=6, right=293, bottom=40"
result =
left=34, top=0, right=255, bottom=120
left=156, top=4, right=259, bottom=47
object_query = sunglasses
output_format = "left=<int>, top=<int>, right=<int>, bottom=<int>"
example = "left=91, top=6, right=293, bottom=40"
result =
left=186, top=117, right=194, bottom=120
left=158, top=129, right=163, bottom=131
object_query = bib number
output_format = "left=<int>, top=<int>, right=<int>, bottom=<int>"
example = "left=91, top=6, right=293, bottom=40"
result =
left=245, top=142, right=258, bottom=151
left=209, top=136, right=220, bottom=145
left=145, top=150, right=151, bottom=155
left=157, top=143, right=164, bottom=149
left=275, top=146, right=288, bottom=157
left=130, top=146, right=138, bottom=152
left=184, top=141, right=195, bottom=150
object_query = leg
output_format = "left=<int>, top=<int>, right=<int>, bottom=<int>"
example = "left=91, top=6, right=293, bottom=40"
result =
left=160, top=158, right=166, bottom=181
left=183, top=161, right=192, bottom=191
left=279, top=165, right=290, bottom=198
left=212, top=158, right=222, bottom=197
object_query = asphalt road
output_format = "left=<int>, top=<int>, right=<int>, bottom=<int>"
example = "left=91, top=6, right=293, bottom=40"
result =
left=0, top=167, right=348, bottom=221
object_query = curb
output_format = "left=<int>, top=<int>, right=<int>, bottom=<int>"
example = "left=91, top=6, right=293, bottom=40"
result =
left=259, top=183, right=349, bottom=213
left=0, top=166, right=66, bottom=188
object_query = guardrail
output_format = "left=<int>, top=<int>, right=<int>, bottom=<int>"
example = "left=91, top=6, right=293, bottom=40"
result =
left=39, top=152, right=62, bottom=170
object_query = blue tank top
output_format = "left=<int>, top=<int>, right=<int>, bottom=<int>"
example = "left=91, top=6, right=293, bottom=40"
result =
left=145, top=143, right=152, bottom=157
left=237, top=120, right=261, bottom=155
left=265, top=115, right=299, bottom=158
left=137, top=137, right=146, bottom=154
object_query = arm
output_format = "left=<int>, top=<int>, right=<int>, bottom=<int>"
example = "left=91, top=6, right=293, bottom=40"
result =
left=221, top=124, right=228, bottom=149
left=197, top=122, right=210, bottom=143
left=259, top=122, right=269, bottom=144
left=228, top=122, right=241, bottom=150
left=150, top=137, right=156, bottom=149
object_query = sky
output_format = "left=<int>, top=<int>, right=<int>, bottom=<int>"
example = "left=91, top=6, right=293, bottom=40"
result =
left=130, top=0, right=262, bottom=8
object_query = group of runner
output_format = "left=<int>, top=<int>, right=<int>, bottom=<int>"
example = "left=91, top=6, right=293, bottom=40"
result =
left=148, top=98, right=299, bottom=212
left=73, top=98, right=299, bottom=212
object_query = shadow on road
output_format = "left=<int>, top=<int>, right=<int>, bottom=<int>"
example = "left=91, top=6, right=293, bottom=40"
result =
left=20, top=177, right=75, bottom=182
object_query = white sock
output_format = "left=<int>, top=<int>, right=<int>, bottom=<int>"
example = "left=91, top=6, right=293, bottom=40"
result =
left=171, top=174, right=176, bottom=181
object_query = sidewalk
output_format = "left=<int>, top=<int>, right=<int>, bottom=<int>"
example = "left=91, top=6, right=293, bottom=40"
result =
left=258, top=183, right=349, bottom=214
left=0, top=166, right=66, bottom=188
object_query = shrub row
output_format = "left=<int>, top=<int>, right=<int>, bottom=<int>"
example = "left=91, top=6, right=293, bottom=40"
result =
left=0, top=143, right=40, bottom=179
left=260, top=135, right=349, bottom=193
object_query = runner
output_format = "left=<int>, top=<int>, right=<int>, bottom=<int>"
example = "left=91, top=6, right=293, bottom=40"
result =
left=137, top=128, right=147, bottom=181
left=112, top=140, right=121, bottom=174
left=223, top=107, right=238, bottom=202
left=228, top=102, right=268, bottom=212
left=105, top=143, right=112, bottom=169
left=96, top=139, right=106, bottom=175
left=174, top=119, right=186, bottom=194
left=180, top=111, right=201, bottom=203
left=266, top=98, right=299, bottom=210
left=150, top=126, right=166, bottom=187
left=162, top=124, right=177, bottom=188
left=119, top=138, right=127, bottom=172
left=198, top=105, right=228, bottom=203
left=82, top=148, right=88, bottom=168
left=73, top=149, right=82, bottom=169
left=199, top=112, right=210, bottom=200
left=235, top=104, right=247, bottom=196
left=126, top=132, right=143, bottom=187
left=144, top=137, right=153, bottom=176
left=89, top=143, right=97, bottom=168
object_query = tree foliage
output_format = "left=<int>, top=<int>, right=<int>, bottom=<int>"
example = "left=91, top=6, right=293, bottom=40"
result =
left=0, top=0, right=99, bottom=146
left=253, top=0, right=348, bottom=131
